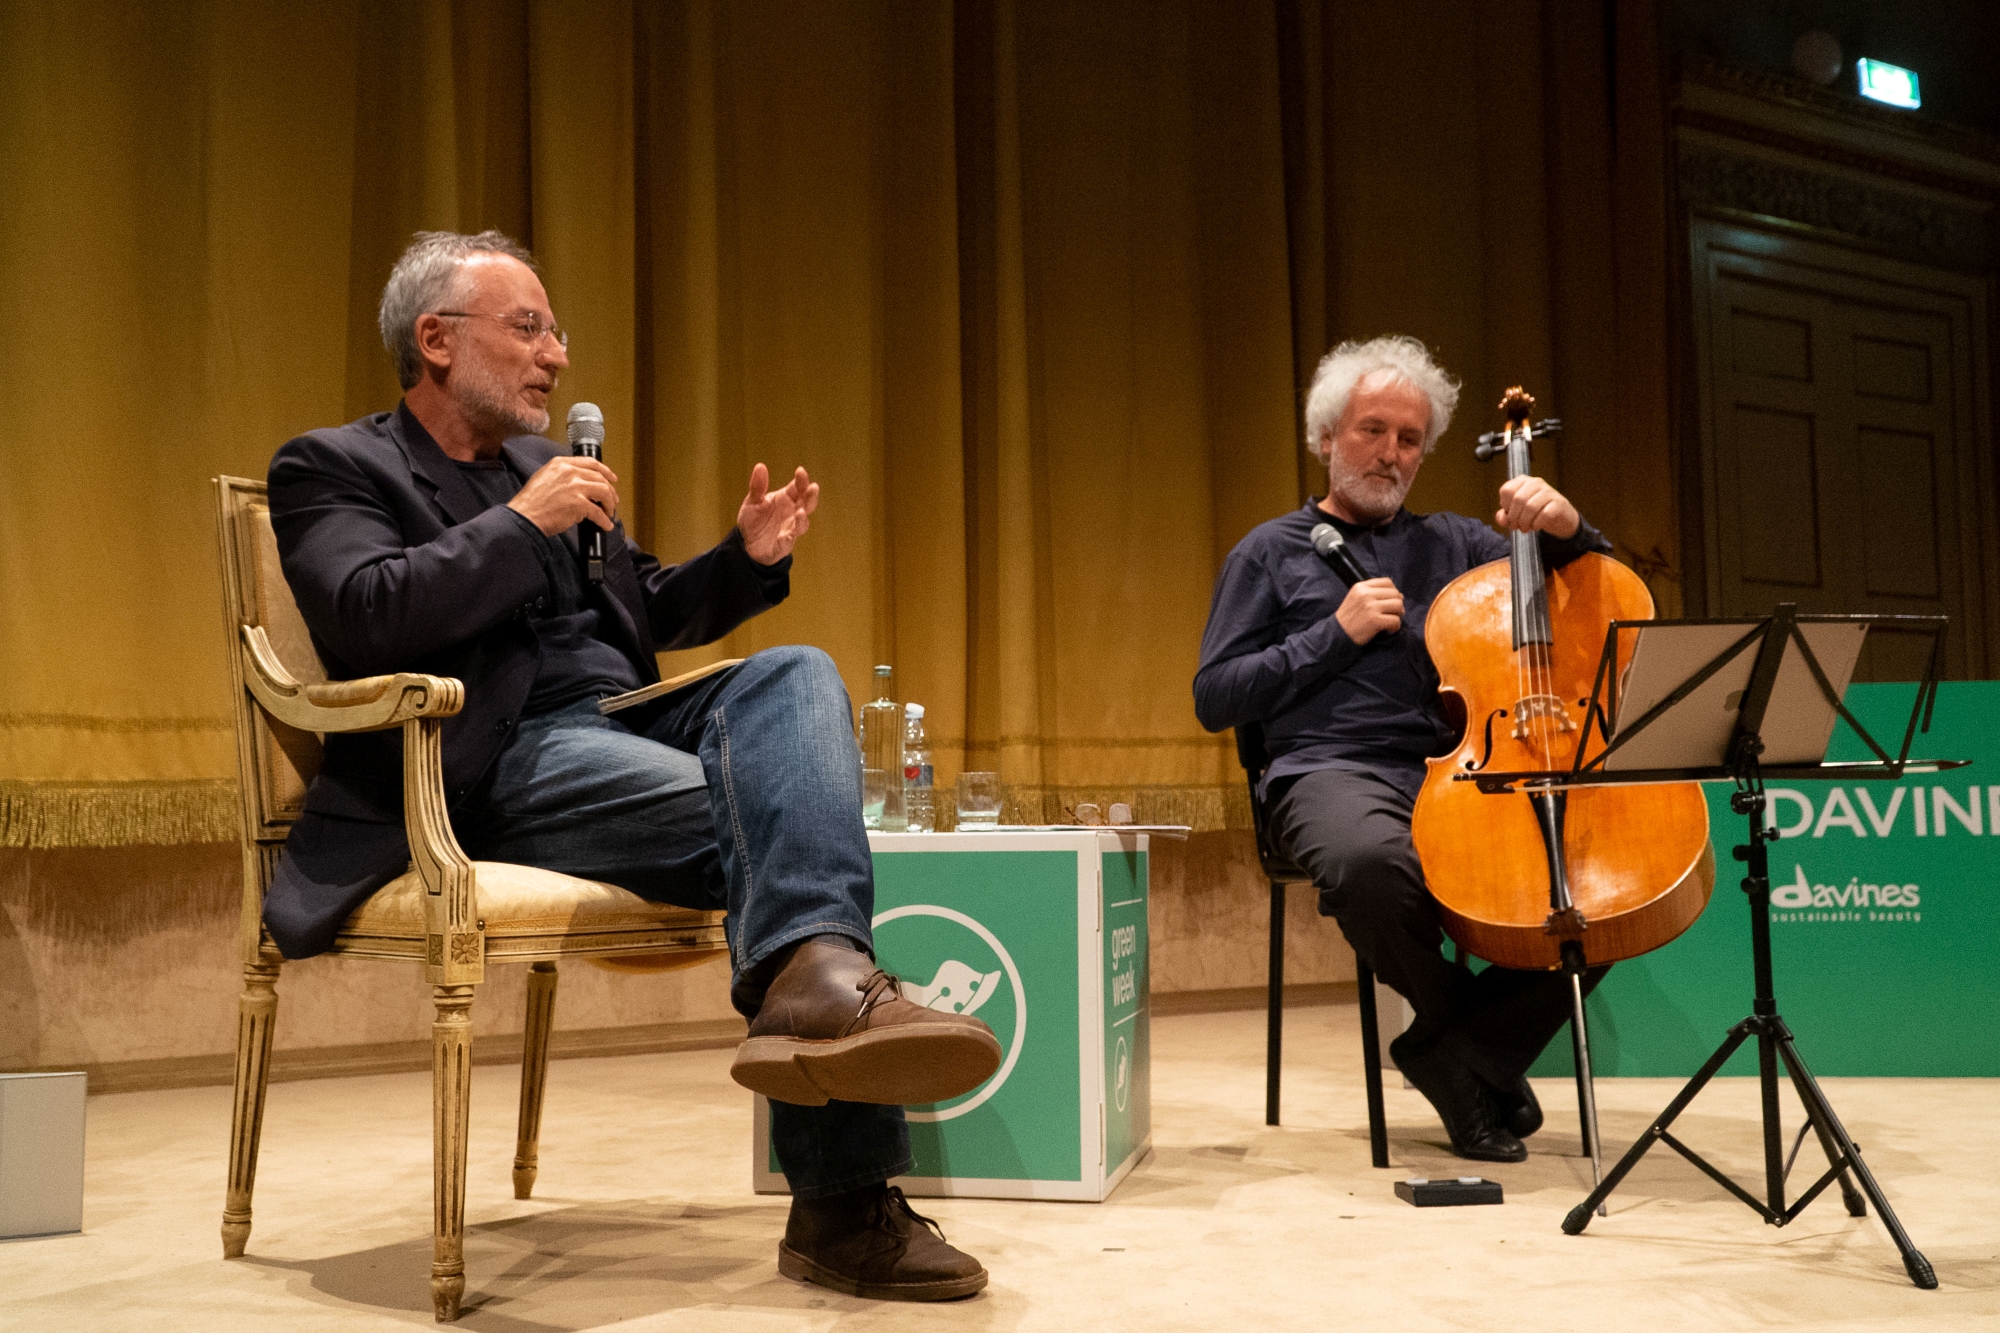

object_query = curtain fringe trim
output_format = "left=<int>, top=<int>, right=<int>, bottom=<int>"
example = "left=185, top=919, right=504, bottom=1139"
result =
left=0, top=777, right=1253, bottom=846
left=0, top=780, right=239, bottom=849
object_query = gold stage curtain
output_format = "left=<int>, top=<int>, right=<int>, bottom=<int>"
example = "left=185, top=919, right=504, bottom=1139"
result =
left=0, top=0, right=1667, bottom=845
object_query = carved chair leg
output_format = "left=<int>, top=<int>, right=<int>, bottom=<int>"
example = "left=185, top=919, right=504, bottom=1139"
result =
left=222, top=958, right=281, bottom=1258
left=431, top=983, right=476, bottom=1322
left=514, top=961, right=558, bottom=1199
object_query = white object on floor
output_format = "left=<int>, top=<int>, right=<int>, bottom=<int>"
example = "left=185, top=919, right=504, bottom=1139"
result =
left=0, top=1071, right=86, bottom=1239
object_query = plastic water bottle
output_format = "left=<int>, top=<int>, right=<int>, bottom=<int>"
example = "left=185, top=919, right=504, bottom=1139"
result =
left=860, top=665, right=905, bottom=831
left=903, top=703, right=935, bottom=832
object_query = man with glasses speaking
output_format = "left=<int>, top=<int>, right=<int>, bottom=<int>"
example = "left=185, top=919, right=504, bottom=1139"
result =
left=264, top=230, right=997, bottom=1301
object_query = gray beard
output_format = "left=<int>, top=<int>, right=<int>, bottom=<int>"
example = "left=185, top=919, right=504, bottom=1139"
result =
left=452, top=360, right=549, bottom=438
left=1327, top=453, right=1411, bottom=523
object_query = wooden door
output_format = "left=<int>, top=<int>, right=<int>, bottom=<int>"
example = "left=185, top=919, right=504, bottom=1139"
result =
left=1691, top=218, right=1996, bottom=680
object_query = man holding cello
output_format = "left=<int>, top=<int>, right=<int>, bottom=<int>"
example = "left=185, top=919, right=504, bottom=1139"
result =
left=1193, top=335, right=1611, bottom=1163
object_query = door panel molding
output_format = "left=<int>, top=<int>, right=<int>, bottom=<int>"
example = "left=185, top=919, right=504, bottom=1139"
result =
left=1688, top=217, right=1994, bottom=679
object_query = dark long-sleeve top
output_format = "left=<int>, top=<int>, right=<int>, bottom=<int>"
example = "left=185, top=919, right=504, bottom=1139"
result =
left=1194, top=500, right=1610, bottom=797
left=270, top=405, right=786, bottom=687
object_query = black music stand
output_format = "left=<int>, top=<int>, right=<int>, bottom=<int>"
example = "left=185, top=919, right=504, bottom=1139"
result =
left=1463, top=603, right=1956, bottom=1290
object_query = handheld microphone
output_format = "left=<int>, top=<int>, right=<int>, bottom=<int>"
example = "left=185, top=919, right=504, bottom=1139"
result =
left=565, top=402, right=607, bottom=584
left=1310, top=522, right=1370, bottom=586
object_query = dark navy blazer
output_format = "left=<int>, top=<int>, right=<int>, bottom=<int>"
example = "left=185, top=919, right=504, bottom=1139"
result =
left=262, top=403, right=786, bottom=958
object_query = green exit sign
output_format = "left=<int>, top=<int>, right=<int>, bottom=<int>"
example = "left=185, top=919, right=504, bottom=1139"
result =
left=1856, top=58, right=1921, bottom=109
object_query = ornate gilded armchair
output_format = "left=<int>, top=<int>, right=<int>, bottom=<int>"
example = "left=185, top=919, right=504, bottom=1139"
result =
left=213, top=475, right=730, bottom=1321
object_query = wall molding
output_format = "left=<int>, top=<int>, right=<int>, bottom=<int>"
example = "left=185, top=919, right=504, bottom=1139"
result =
left=1678, top=54, right=2000, bottom=171
left=1676, top=141, right=1990, bottom=272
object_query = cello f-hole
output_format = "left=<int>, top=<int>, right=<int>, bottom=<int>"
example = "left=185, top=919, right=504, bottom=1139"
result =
left=1468, top=709, right=1508, bottom=771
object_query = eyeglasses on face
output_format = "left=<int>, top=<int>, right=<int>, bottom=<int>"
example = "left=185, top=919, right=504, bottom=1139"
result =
left=433, top=310, right=569, bottom=350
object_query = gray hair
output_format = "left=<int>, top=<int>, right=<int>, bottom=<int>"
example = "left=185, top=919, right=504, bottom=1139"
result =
left=378, top=230, right=538, bottom=390
left=1302, top=335, right=1461, bottom=460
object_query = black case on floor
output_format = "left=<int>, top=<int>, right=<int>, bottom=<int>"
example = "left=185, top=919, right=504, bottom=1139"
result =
left=1395, top=1177, right=1504, bottom=1207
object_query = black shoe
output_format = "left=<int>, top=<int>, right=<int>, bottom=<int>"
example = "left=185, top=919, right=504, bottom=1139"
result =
left=1487, top=1074, right=1543, bottom=1140
left=1390, top=1031, right=1527, bottom=1164
left=779, top=1183, right=988, bottom=1301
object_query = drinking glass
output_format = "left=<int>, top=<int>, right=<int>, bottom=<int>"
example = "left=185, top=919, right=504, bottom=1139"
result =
left=956, top=771, right=1002, bottom=828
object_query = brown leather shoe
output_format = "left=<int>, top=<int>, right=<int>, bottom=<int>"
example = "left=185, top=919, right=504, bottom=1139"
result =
left=778, top=1183, right=988, bottom=1301
left=732, top=940, right=1002, bottom=1106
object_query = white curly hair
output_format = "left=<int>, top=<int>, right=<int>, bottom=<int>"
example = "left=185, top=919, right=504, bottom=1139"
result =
left=1302, top=335, right=1461, bottom=461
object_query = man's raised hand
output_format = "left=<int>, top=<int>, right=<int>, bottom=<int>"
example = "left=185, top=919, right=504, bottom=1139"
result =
left=509, top=455, right=620, bottom=536
left=738, top=464, right=820, bottom=565
left=1336, top=577, right=1405, bottom=646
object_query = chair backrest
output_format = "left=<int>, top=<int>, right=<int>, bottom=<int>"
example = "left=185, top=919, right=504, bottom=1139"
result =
left=1234, top=721, right=1271, bottom=779
left=1233, top=721, right=1304, bottom=882
left=215, top=476, right=330, bottom=947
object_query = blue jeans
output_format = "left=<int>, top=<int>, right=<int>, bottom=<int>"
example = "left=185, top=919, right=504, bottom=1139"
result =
left=451, top=645, right=911, bottom=1199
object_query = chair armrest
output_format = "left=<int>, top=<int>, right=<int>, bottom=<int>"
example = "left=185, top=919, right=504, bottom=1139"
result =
left=240, top=624, right=463, bottom=733
left=238, top=624, right=483, bottom=980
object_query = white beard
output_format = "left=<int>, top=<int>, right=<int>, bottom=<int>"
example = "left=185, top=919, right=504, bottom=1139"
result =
left=1326, top=450, right=1412, bottom=523
left=451, top=352, right=550, bottom=437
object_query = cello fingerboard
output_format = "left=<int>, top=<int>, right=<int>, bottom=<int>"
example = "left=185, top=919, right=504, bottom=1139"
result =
left=1511, top=527, right=1552, bottom=650
left=1507, top=421, right=1552, bottom=651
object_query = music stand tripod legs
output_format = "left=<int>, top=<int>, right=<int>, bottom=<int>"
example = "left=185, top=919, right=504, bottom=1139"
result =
left=1560, top=771, right=1936, bottom=1289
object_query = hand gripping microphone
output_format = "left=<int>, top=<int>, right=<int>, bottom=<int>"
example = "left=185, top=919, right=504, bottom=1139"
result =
left=565, top=402, right=607, bottom=583
left=1309, top=521, right=1370, bottom=586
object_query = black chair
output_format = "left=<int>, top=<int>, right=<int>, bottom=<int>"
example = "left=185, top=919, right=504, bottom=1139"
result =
left=1237, top=725, right=1389, bottom=1167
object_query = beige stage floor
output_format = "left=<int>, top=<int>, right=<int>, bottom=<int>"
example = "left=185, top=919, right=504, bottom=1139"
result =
left=3, top=1000, right=1993, bottom=1332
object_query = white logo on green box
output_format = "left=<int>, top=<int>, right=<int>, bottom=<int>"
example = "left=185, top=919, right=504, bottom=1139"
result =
left=874, top=903, right=1027, bottom=1123
left=906, top=959, right=1004, bottom=1015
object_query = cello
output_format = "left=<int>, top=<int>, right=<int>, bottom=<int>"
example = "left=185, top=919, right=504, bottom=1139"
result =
left=1411, top=388, right=1714, bottom=970
left=1410, top=389, right=1716, bottom=1181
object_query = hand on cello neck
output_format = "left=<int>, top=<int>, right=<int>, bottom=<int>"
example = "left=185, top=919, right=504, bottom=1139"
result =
left=1335, top=578, right=1405, bottom=645
left=1494, top=474, right=1580, bottom=538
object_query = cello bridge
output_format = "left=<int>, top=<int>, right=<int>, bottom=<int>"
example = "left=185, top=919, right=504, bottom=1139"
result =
left=1511, top=694, right=1577, bottom=740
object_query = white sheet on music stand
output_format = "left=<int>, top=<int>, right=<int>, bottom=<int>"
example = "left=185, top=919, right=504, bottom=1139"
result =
left=1604, top=621, right=1868, bottom=772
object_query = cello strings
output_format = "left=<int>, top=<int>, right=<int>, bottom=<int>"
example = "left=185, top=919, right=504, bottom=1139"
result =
left=1506, top=415, right=1571, bottom=773
left=1518, top=415, right=1552, bottom=768
left=1520, top=416, right=1568, bottom=768
left=1511, top=421, right=1529, bottom=761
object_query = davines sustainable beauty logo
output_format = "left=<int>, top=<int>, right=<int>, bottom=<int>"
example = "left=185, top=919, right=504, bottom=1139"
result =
left=1770, top=863, right=1920, bottom=922
left=1756, top=783, right=2000, bottom=926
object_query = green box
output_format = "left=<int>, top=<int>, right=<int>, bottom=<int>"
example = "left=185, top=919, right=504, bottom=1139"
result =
left=754, top=830, right=1152, bottom=1200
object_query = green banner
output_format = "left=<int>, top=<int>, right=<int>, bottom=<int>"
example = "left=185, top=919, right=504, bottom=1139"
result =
left=1531, top=682, right=2000, bottom=1078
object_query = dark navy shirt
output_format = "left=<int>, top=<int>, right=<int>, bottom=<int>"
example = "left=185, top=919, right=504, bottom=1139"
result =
left=1194, top=500, right=1610, bottom=797
left=456, top=458, right=647, bottom=715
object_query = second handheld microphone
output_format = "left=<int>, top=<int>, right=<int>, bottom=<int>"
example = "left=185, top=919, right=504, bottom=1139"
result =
left=565, top=401, right=607, bottom=584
